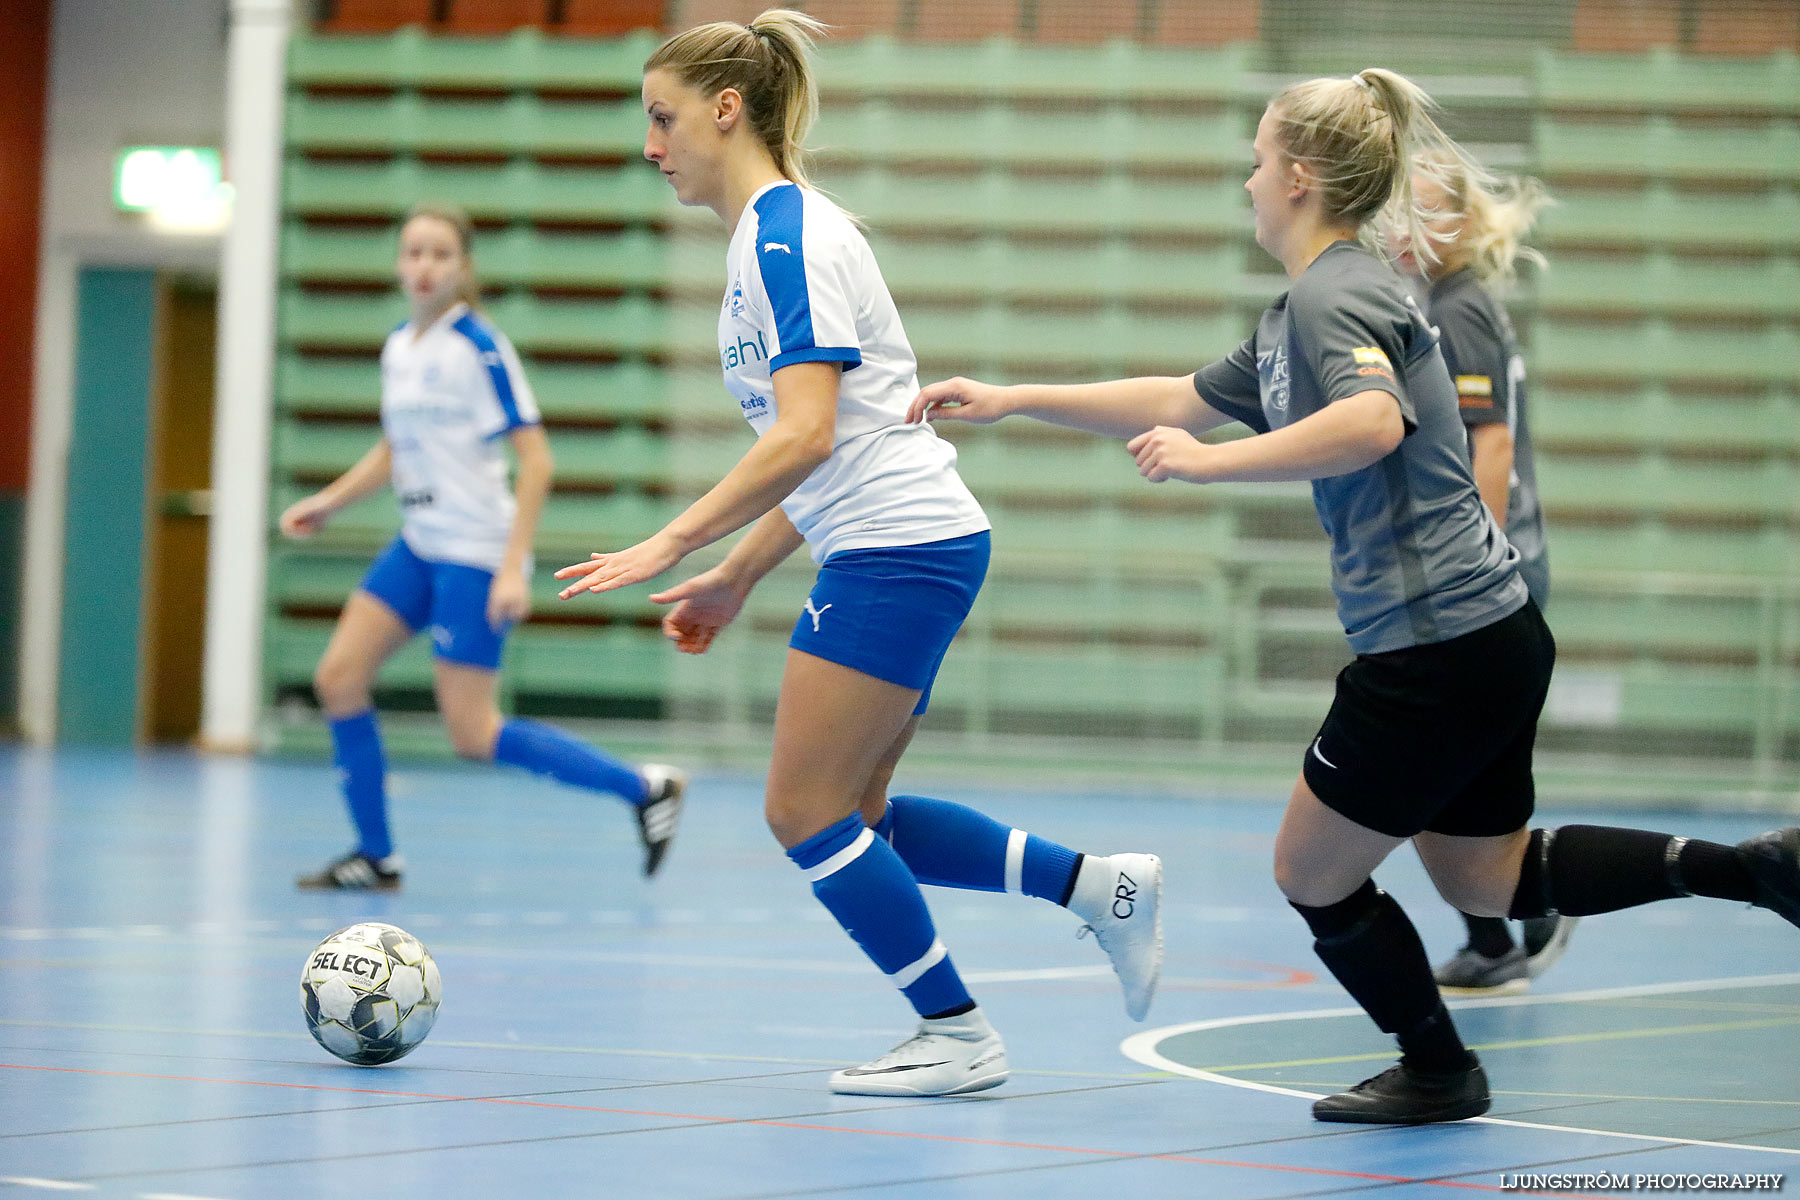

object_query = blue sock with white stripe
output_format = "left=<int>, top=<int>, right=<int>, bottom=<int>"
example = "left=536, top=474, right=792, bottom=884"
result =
left=876, top=795, right=1082, bottom=905
left=787, top=812, right=973, bottom=1019
left=493, top=718, right=649, bottom=806
left=329, top=709, right=392, bottom=860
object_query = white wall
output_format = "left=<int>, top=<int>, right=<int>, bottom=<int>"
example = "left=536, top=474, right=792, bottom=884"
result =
left=20, top=0, right=231, bottom=742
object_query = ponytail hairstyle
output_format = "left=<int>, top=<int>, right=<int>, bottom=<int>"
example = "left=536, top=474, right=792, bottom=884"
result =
left=1416, top=151, right=1551, bottom=289
left=1268, top=68, right=1480, bottom=266
left=644, top=8, right=825, bottom=189
left=402, top=201, right=481, bottom=310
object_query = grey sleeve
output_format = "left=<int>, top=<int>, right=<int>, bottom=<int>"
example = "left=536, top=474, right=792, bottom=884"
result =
left=1432, top=293, right=1509, bottom=430
left=1192, top=338, right=1271, bottom=434
left=1290, top=275, right=1418, bottom=434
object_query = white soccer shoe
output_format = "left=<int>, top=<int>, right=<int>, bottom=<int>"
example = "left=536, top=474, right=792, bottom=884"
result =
left=1070, top=852, right=1164, bottom=1021
left=635, top=764, right=687, bottom=877
left=829, top=1008, right=1008, bottom=1097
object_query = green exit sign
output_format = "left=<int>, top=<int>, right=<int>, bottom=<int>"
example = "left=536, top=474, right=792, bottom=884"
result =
left=113, top=146, right=224, bottom=213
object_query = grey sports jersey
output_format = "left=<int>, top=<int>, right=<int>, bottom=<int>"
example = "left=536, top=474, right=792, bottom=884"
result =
left=1428, top=268, right=1547, bottom=575
left=1194, top=241, right=1526, bottom=654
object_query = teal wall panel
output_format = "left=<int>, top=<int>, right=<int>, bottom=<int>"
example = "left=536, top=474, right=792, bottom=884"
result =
left=0, top=492, right=20, bottom=733
left=58, top=268, right=156, bottom=745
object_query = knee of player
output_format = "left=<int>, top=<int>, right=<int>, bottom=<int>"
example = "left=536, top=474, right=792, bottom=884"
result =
left=443, top=716, right=498, bottom=761
left=312, top=655, right=366, bottom=709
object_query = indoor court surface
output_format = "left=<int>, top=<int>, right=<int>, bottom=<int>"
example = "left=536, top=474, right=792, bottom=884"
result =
left=4, top=745, right=1799, bottom=1198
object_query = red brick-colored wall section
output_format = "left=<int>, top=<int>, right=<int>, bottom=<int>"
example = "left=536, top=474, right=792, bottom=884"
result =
left=0, top=0, right=50, bottom=492
left=1572, top=0, right=1683, bottom=50
left=1153, top=0, right=1259, bottom=45
left=1694, top=0, right=1800, bottom=53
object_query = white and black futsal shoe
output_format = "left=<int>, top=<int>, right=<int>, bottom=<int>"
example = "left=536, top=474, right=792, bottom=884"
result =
left=830, top=1008, right=1008, bottom=1097
left=295, top=850, right=404, bottom=892
left=1069, top=852, right=1164, bottom=1021
left=635, top=764, right=687, bottom=877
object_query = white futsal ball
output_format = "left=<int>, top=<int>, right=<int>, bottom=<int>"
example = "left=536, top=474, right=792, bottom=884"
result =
left=300, top=922, right=441, bottom=1065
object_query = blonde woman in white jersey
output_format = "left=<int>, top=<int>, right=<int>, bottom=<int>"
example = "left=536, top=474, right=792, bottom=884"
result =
left=280, top=205, right=685, bottom=891
left=555, top=10, right=1162, bottom=1097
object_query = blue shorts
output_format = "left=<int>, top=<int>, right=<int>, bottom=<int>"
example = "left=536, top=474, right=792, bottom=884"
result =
left=789, top=531, right=989, bottom=715
left=359, top=536, right=508, bottom=671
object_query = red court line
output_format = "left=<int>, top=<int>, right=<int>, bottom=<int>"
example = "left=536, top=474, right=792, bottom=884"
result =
left=2, top=1062, right=1583, bottom=1195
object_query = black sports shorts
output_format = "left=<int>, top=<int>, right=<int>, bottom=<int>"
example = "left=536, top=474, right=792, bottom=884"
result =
left=1302, top=600, right=1555, bottom=839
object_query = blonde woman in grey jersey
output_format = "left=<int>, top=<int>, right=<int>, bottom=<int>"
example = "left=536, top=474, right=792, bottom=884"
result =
left=1395, top=159, right=1578, bottom=993
left=912, top=68, right=1800, bottom=1125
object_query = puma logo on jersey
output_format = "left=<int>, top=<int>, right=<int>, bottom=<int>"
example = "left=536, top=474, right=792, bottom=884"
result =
left=1112, top=872, right=1138, bottom=919
left=763, top=241, right=792, bottom=254
left=803, top=599, right=832, bottom=632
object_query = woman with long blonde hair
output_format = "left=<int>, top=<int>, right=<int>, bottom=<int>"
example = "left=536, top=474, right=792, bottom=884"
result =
left=556, top=10, right=1163, bottom=1096
left=914, top=68, right=1800, bottom=1124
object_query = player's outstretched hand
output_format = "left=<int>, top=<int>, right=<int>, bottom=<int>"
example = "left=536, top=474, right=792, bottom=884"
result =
left=650, top=569, right=746, bottom=655
left=908, top=377, right=1012, bottom=426
left=555, top=533, right=685, bottom=599
left=279, top=493, right=336, bottom=539
left=1127, top=426, right=1213, bottom=484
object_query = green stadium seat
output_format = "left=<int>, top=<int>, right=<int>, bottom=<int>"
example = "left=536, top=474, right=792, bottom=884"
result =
left=1536, top=253, right=1800, bottom=319
left=533, top=492, right=683, bottom=553
left=1536, top=47, right=1800, bottom=117
left=814, top=102, right=1245, bottom=171
left=1537, top=453, right=1794, bottom=519
left=277, top=354, right=380, bottom=415
left=290, top=92, right=650, bottom=157
left=1547, top=523, right=1795, bottom=578
left=1535, top=115, right=1800, bottom=184
left=1532, top=320, right=1800, bottom=387
left=1535, top=185, right=1800, bottom=253
left=280, top=289, right=674, bottom=356
left=868, top=236, right=1243, bottom=306
left=542, top=427, right=670, bottom=488
left=291, top=27, right=661, bottom=90
left=1533, top=386, right=1800, bottom=455
left=813, top=36, right=1253, bottom=103
left=285, top=158, right=672, bottom=224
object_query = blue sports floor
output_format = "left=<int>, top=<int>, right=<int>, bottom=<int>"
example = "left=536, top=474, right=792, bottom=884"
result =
left=3, top=745, right=1799, bottom=1197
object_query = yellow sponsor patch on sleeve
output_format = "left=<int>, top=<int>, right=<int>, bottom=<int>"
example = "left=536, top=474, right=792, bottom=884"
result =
left=1351, top=346, right=1392, bottom=368
left=1456, top=374, right=1495, bottom=407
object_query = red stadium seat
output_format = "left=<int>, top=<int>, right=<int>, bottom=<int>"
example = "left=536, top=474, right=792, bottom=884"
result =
left=445, top=0, right=548, bottom=33
left=1151, top=0, right=1259, bottom=45
left=1032, top=0, right=1139, bottom=44
left=912, top=0, right=1021, bottom=41
left=1571, top=0, right=1681, bottom=50
left=559, top=0, right=665, bottom=35
left=319, top=0, right=436, bottom=32
left=803, top=0, right=907, bottom=39
left=662, top=0, right=769, bottom=30
left=1693, top=0, right=1800, bottom=54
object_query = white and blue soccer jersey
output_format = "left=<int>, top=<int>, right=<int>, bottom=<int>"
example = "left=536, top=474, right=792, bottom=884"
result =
left=379, top=302, right=540, bottom=571
left=719, top=180, right=988, bottom=562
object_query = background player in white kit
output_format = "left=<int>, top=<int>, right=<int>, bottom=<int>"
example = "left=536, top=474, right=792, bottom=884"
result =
left=280, top=204, right=685, bottom=891
left=554, top=10, right=1162, bottom=1097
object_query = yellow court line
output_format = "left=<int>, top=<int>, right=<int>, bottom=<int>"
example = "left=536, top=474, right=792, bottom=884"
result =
left=1200, top=1013, right=1800, bottom=1073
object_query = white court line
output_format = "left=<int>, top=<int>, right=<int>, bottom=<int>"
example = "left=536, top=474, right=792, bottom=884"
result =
left=0, top=1180, right=94, bottom=1192
left=1121, top=971, right=1800, bottom=1157
left=140, top=1193, right=235, bottom=1200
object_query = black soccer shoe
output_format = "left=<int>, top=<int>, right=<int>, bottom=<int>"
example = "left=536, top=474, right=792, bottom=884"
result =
left=635, top=764, right=687, bottom=877
left=296, top=850, right=403, bottom=892
left=1736, top=827, right=1800, bottom=928
left=1312, top=1059, right=1491, bottom=1125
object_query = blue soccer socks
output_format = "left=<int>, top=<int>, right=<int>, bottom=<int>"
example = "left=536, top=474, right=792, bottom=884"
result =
left=329, top=709, right=392, bottom=860
left=788, top=812, right=973, bottom=1019
left=494, top=718, right=650, bottom=806
left=880, top=794, right=1082, bottom=904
